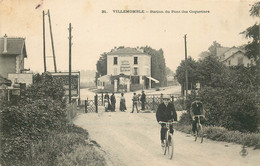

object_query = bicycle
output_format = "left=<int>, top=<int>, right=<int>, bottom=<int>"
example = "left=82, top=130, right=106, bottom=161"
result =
left=159, top=121, right=177, bottom=159
left=193, top=115, right=205, bottom=143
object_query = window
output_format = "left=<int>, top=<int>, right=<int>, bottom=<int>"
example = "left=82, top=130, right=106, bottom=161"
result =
left=228, top=60, right=231, bottom=66
left=134, top=57, right=138, bottom=64
left=114, top=57, right=118, bottom=65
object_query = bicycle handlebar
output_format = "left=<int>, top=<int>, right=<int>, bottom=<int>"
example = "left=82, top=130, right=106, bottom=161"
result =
left=193, top=115, right=205, bottom=118
left=159, top=121, right=178, bottom=125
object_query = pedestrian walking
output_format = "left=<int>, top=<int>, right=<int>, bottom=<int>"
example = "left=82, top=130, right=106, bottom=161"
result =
left=131, top=92, right=139, bottom=113
left=140, top=90, right=146, bottom=110
left=120, top=92, right=127, bottom=112
left=110, top=93, right=116, bottom=112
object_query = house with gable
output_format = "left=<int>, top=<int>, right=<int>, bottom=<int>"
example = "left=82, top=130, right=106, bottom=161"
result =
left=216, top=46, right=255, bottom=67
left=0, top=34, right=32, bottom=87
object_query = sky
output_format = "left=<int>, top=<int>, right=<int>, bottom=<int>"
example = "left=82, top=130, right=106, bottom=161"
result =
left=0, top=0, right=259, bottom=73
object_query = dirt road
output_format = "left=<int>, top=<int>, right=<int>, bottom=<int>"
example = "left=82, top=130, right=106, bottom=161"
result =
left=74, top=111, right=260, bottom=166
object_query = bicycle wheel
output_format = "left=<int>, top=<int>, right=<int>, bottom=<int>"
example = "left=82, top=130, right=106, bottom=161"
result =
left=163, top=140, right=168, bottom=155
left=199, top=124, right=204, bottom=143
left=167, top=134, right=174, bottom=159
left=194, top=130, right=198, bottom=142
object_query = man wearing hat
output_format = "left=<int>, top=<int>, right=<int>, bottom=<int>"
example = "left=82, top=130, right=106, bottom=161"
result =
left=156, top=96, right=177, bottom=147
left=190, top=96, right=205, bottom=135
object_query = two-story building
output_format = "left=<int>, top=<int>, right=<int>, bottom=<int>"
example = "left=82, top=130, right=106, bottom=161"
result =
left=216, top=46, right=255, bottom=67
left=0, top=35, right=32, bottom=87
left=97, top=47, right=159, bottom=92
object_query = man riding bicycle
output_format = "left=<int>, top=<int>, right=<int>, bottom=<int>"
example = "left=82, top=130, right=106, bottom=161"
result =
left=156, top=96, right=177, bottom=147
left=190, top=96, right=205, bottom=135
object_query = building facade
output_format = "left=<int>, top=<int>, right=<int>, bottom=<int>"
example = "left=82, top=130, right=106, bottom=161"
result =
left=98, top=47, right=159, bottom=92
left=216, top=46, right=255, bottom=67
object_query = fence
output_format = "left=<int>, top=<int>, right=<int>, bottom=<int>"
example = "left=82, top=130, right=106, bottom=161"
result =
left=78, top=93, right=183, bottom=113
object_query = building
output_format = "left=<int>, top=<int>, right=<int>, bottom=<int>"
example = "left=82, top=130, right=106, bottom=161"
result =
left=216, top=46, right=255, bottom=67
left=0, top=35, right=28, bottom=78
left=97, top=47, right=159, bottom=92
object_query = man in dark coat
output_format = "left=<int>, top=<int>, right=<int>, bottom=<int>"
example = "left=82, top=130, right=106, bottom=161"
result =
left=140, top=91, right=146, bottom=110
left=110, top=93, right=116, bottom=112
left=190, top=96, right=205, bottom=134
left=156, top=96, right=177, bottom=147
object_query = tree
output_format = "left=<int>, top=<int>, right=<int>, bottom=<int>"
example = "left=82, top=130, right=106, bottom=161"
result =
left=175, top=57, right=199, bottom=89
left=198, top=41, right=222, bottom=60
left=197, top=55, right=228, bottom=88
left=208, top=41, right=222, bottom=56
left=96, top=53, right=107, bottom=76
left=240, top=1, right=260, bottom=85
left=142, top=46, right=167, bottom=86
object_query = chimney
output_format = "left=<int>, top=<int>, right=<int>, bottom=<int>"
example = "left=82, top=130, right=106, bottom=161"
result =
left=3, top=34, right=7, bottom=53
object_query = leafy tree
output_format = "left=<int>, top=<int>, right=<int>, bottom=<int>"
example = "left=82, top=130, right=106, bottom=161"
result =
left=175, top=57, right=199, bottom=89
left=208, top=41, right=222, bottom=56
left=197, top=55, right=228, bottom=88
left=142, top=46, right=167, bottom=86
left=96, top=53, right=107, bottom=76
left=198, top=41, right=222, bottom=60
left=240, top=1, right=259, bottom=85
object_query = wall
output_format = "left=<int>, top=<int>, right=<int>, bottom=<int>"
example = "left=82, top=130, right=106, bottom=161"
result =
left=224, top=52, right=253, bottom=67
left=0, top=54, right=16, bottom=78
left=107, top=54, right=151, bottom=76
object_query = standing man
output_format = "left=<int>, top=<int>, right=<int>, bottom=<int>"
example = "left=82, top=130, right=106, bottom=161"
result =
left=156, top=96, right=177, bottom=147
left=131, top=92, right=139, bottom=113
left=110, top=93, right=116, bottom=112
left=140, top=90, right=146, bottom=110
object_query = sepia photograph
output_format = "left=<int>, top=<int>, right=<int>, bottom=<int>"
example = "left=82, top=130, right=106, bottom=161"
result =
left=0, top=0, right=259, bottom=165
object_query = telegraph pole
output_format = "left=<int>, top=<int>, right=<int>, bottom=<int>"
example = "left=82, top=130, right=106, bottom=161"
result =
left=47, top=10, right=57, bottom=73
left=184, top=34, right=188, bottom=99
left=68, top=23, right=72, bottom=103
left=43, top=11, right=47, bottom=72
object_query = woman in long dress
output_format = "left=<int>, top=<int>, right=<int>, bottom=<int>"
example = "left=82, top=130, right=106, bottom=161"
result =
left=120, top=93, right=127, bottom=112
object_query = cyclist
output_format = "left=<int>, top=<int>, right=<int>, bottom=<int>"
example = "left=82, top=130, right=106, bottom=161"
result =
left=156, top=96, right=177, bottom=147
left=190, top=96, right=205, bottom=135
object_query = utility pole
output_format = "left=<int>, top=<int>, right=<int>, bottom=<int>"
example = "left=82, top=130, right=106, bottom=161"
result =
left=47, top=10, right=57, bottom=73
left=43, top=11, right=47, bottom=72
left=184, top=34, right=188, bottom=99
left=68, top=23, right=72, bottom=103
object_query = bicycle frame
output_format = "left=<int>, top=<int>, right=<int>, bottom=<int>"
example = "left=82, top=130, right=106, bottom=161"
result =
left=159, top=121, right=177, bottom=159
left=193, top=115, right=205, bottom=143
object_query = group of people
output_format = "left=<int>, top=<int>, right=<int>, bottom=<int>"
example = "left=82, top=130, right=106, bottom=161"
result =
left=103, top=90, right=146, bottom=113
left=156, top=96, right=205, bottom=147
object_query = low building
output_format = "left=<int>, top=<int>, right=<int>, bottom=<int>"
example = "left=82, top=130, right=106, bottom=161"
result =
left=216, top=46, right=255, bottom=67
left=98, top=47, right=159, bottom=92
left=0, top=34, right=28, bottom=78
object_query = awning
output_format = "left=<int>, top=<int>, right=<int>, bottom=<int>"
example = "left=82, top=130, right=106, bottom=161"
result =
left=147, top=76, right=159, bottom=83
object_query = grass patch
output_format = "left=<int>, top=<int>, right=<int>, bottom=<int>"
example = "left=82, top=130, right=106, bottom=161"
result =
left=175, top=123, right=260, bottom=149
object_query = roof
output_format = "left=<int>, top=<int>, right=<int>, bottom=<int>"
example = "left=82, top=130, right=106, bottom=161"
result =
left=0, top=37, right=27, bottom=57
left=222, top=50, right=244, bottom=62
left=107, top=47, right=149, bottom=56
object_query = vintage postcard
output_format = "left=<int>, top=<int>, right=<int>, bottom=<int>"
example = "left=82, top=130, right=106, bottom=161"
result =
left=0, top=0, right=259, bottom=165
